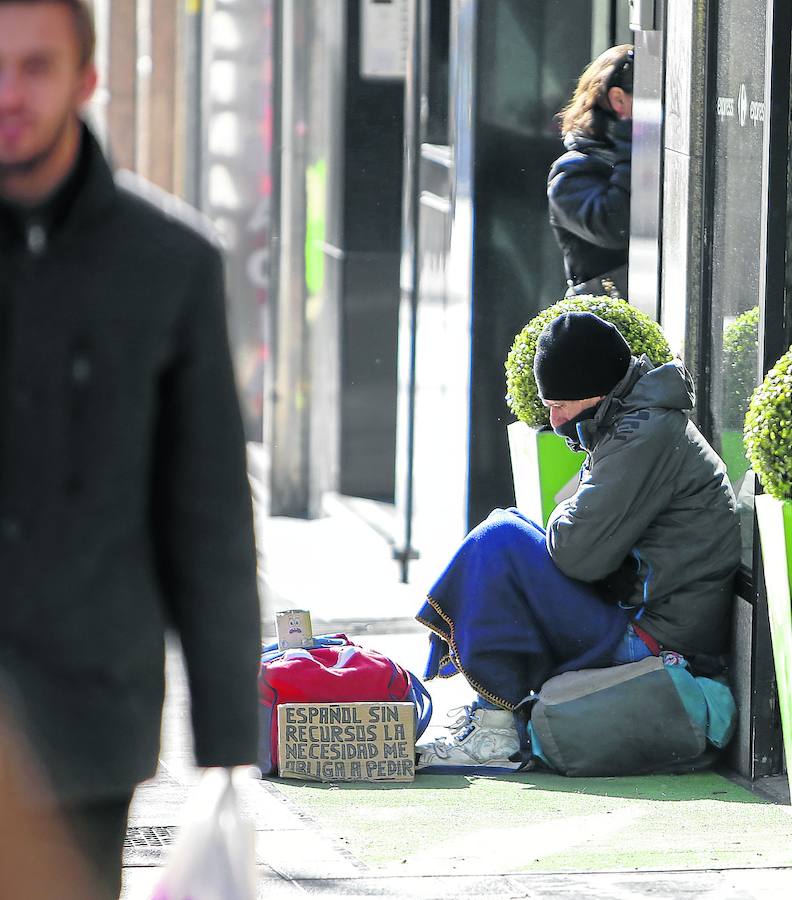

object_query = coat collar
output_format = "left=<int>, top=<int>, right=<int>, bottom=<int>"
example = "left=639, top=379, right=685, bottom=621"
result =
left=0, top=121, right=116, bottom=250
left=54, top=121, right=117, bottom=233
left=571, top=355, right=692, bottom=453
left=565, top=356, right=647, bottom=452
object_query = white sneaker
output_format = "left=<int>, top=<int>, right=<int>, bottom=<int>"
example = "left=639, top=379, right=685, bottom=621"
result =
left=416, top=704, right=521, bottom=769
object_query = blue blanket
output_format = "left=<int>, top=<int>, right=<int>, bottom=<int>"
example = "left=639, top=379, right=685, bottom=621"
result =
left=416, top=509, right=631, bottom=708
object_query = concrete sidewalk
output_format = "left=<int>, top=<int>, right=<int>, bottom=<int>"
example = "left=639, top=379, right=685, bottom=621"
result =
left=121, top=472, right=470, bottom=898
left=120, top=454, right=792, bottom=899
left=121, top=637, right=792, bottom=899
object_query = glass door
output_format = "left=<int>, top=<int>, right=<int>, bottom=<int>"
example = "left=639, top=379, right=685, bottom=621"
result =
left=703, top=0, right=765, bottom=567
left=700, top=0, right=791, bottom=779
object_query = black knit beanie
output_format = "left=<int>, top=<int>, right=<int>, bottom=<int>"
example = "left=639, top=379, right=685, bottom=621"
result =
left=533, top=312, right=632, bottom=401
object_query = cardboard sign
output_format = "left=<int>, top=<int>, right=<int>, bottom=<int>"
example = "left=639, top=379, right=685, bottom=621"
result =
left=277, top=702, right=415, bottom=782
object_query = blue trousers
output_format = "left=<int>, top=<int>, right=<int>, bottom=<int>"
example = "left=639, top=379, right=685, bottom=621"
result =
left=417, top=509, right=637, bottom=708
left=476, top=624, right=651, bottom=709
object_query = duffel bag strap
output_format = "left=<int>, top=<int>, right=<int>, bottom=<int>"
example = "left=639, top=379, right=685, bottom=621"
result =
left=509, top=695, right=537, bottom=771
left=407, top=671, right=433, bottom=739
left=260, top=634, right=350, bottom=665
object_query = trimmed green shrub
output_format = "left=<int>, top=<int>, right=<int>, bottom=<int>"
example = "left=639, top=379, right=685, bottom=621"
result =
left=744, top=345, right=792, bottom=502
left=722, top=306, right=759, bottom=429
left=505, top=296, right=674, bottom=428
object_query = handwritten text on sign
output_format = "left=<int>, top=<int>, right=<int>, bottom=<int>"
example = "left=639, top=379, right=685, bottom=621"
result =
left=277, top=702, right=415, bottom=782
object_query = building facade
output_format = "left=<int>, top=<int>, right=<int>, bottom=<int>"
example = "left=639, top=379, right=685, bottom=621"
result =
left=94, top=0, right=790, bottom=781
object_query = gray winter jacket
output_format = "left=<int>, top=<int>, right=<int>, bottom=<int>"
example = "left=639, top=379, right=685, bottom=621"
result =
left=546, top=356, right=741, bottom=656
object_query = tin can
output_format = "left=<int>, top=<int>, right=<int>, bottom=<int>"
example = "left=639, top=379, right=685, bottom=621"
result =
left=275, top=609, right=314, bottom=649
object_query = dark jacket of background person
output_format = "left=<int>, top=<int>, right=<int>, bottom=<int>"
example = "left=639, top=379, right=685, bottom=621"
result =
left=547, top=116, right=631, bottom=293
left=0, top=125, right=262, bottom=803
left=546, top=356, right=742, bottom=657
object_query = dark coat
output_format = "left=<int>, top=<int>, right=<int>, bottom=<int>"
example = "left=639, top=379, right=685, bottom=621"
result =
left=0, top=126, right=261, bottom=803
left=547, top=118, right=632, bottom=290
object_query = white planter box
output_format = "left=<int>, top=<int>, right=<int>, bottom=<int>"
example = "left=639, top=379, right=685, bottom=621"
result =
left=507, top=421, right=586, bottom=526
left=755, top=494, right=792, bottom=789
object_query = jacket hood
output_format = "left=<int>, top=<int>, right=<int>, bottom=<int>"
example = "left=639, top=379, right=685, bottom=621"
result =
left=606, top=355, right=694, bottom=418
left=561, top=117, right=632, bottom=155
left=573, top=355, right=694, bottom=450
left=562, top=131, right=608, bottom=154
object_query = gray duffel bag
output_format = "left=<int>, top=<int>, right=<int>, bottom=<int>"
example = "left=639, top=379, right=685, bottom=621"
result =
left=513, top=654, right=737, bottom=777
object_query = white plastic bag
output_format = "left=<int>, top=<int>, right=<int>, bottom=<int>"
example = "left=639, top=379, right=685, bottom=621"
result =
left=150, top=768, right=255, bottom=900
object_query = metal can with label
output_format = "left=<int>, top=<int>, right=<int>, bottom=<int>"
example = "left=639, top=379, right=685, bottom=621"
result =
left=275, top=609, right=314, bottom=649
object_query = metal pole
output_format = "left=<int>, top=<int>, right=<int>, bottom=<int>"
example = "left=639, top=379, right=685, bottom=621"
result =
left=395, top=0, right=423, bottom=583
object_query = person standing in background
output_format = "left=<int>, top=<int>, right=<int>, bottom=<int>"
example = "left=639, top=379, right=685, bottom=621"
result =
left=547, top=44, right=634, bottom=300
left=0, top=3, right=261, bottom=897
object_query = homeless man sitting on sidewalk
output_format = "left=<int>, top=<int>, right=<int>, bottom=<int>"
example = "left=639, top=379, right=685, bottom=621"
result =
left=416, top=312, right=742, bottom=769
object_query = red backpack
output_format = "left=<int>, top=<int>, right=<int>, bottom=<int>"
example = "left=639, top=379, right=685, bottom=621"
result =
left=257, top=635, right=432, bottom=776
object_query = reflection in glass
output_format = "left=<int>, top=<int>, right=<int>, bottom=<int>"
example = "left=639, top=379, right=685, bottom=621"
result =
left=721, top=308, right=759, bottom=568
left=721, top=306, right=758, bottom=483
left=708, top=0, right=765, bottom=566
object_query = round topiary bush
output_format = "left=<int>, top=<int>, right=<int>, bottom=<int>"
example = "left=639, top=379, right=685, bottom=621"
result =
left=722, top=305, right=759, bottom=430
left=505, top=295, right=674, bottom=428
left=744, top=346, right=792, bottom=502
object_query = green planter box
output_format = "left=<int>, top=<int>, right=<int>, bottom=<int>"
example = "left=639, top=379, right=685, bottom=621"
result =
left=755, top=494, right=792, bottom=790
left=507, top=421, right=586, bottom=526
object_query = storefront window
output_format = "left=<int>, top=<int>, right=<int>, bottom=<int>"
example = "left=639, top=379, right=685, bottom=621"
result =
left=708, top=0, right=766, bottom=565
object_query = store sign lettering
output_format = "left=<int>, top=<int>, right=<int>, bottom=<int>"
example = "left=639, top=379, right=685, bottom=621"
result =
left=717, top=96, right=734, bottom=119
left=716, top=84, right=764, bottom=127
left=749, top=99, right=765, bottom=124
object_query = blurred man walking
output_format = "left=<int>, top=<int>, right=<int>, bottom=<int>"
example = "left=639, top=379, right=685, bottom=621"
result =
left=0, top=3, right=261, bottom=896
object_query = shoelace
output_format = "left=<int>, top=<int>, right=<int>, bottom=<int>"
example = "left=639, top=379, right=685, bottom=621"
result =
left=430, top=705, right=479, bottom=747
left=419, top=707, right=476, bottom=758
left=446, top=705, right=475, bottom=732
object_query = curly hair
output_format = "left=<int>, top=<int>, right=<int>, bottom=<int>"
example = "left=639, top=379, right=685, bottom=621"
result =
left=558, top=44, right=634, bottom=138
left=0, top=0, right=95, bottom=66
